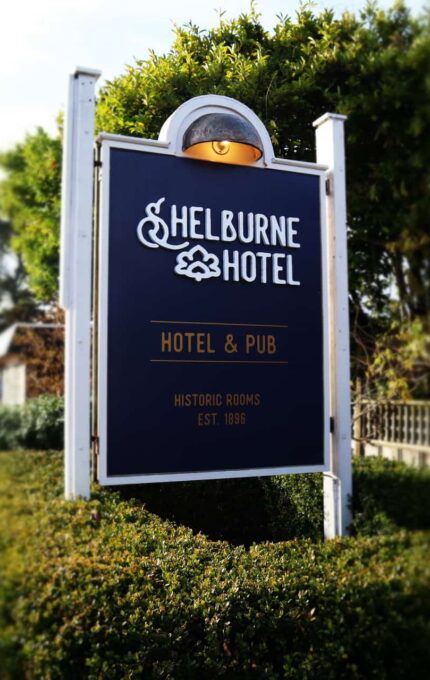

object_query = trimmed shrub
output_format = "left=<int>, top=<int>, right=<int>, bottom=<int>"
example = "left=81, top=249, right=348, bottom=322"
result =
left=0, top=451, right=429, bottom=679
left=19, top=394, right=64, bottom=450
left=0, top=395, right=64, bottom=451
left=0, top=406, right=21, bottom=450
left=352, top=456, right=430, bottom=533
left=120, top=472, right=323, bottom=545
left=120, top=457, right=430, bottom=544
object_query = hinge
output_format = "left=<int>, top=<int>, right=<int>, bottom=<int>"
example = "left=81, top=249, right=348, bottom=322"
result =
left=325, top=177, right=332, bottom=195
left=330, top=417, right=335, bottom=434
left=94, top=160, right=102, bottom=168
left=92, top=434, right=100, bottom=456
left=91, top=435, right=100, bottom=483
left=91, top=434, right=100, bottom=482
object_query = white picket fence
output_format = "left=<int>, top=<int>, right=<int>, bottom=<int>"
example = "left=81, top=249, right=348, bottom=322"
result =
left=353, top=400, right=430, bottom=467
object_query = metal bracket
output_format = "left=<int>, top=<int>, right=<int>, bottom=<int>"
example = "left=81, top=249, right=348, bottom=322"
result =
left=91, top=435, right=100, bottom=483
left=92, top=434, right=100, bottom=455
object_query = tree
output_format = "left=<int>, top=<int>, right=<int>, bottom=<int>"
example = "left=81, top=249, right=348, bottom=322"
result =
left=0, top=218, right=40, bottom=332
left=0, top=127, right=62, bottom=303
left=96, top=2, right=430, bottom=382
left=1, top=2, right=428, bottom=390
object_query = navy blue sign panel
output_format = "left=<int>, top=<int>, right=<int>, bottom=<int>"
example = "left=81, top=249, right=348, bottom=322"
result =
left=98, top=141, right=328, bottom=484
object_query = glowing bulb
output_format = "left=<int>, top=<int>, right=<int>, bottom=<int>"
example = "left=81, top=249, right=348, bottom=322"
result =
left=212, top=140, right=231, bottom=156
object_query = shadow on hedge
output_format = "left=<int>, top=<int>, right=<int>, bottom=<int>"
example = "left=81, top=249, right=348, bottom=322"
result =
left=115, top=458, right=430, bottom=544
left=115, top=473, right=324, bottom=545
left=352, top=457, right=430, bottom=533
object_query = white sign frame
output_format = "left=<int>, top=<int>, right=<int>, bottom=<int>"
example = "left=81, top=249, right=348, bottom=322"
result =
left=96, top=95, right=331, bottom=486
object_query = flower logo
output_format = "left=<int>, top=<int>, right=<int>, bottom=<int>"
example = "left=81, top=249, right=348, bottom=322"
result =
left=174, top=245, right=221, bottom=282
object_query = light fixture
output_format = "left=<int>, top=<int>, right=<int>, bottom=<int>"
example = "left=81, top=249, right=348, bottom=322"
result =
left=182, top=113, right=263, bottom=165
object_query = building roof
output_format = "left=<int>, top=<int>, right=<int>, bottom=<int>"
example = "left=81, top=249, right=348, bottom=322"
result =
left=0, top=323, right=63, bottom=359
left=0, top=324, right=17, bottom=358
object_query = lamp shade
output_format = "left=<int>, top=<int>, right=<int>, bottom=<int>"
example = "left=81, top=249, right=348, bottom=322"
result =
left=182, top=113, right=263, bottom=164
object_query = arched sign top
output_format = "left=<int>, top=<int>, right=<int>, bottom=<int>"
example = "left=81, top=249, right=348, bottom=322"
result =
left=158, top=94, right=276, bottom=166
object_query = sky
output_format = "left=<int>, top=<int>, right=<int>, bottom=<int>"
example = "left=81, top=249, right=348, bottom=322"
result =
left=0, top=0, right=427, bottom=153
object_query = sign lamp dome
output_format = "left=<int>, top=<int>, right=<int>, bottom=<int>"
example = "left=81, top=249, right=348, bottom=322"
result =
left=182, top=112, right=263, bottom=165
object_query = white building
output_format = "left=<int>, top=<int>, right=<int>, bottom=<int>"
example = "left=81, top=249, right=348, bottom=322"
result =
left=0, top=323, right=64, bottom=406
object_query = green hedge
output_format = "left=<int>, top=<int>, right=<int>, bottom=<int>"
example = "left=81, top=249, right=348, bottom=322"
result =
left=0, top=405, right=21, bottom=451
left=1, top=451, right=429, bottom=679
left=352, top=456, right=430, bottom=532
left=120, top=471, right=324, bottom=544
left=0, top=395, right=64, bottom=450
left=119, top=457, right=430, bottom=544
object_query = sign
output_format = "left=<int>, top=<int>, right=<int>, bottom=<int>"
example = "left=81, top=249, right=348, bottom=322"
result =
left=98, top=140, right=329, bottom=483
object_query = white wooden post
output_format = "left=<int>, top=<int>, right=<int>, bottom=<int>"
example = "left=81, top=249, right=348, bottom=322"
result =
left=313, top=113, right=352, bottom=538
left=60, top=67, right=101, bottom=499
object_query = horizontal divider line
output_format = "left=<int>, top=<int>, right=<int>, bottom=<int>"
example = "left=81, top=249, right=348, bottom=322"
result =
left=150, top=359, right=288, bottom=364
left=150, top=320, right=288, bottom=328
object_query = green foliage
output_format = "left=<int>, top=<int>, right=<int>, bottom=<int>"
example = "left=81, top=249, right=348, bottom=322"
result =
left=120, top=472, right=323, bottom=545
left=0, top=127, right=62, bottom=302
left=1, top=3, right=429, bottom=393
left=355, top=315, right=430, bottom=400
left=19, top=394, right=64, bottom=449
left=352, top=455, right=430, bottom=532
left=0, top=451, right=429, bottom=679
left=119, top=455, right=430, bottom=543
left=0, top=406, right=21, bottom=450
left=0, top=395, right=64, bottom=451
left=0, top=219, right=39, bottom=332
left=97, top=2, right=430, bottom=332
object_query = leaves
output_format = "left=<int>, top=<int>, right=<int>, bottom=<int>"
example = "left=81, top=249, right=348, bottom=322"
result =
left=0, top=395, right=64, bottom=450
left=1, top=3, right=429, bottom=389
left=96, top=4, right=430, bottom=344
left=0, top=128, right=62, bottom=302
left=0, top=452, right=429, bottom=678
